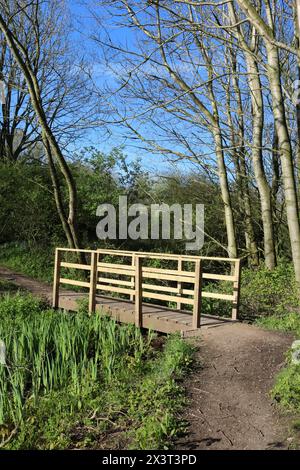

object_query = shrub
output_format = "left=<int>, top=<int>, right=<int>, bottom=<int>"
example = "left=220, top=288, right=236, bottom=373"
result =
left=0, top=243, right=54, bottom=283
left=256, top=312, right=300, bottom=336
left=271, top=365, right=300, bottom=412
left=240, top=262, right=299, bottom=319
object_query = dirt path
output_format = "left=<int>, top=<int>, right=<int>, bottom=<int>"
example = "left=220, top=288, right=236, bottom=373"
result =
left=0, top=265, right=294, bottom=450
left=178, top=323, right=294, bottom=450
left=0, top=265, right=52, bottom=300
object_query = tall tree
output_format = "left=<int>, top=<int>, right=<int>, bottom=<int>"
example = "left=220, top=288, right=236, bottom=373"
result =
left=92, top=0, right=238, bottom=257
left=234, top=0, right=300, bottom=285
left=0, top=0, right=89, bottom=250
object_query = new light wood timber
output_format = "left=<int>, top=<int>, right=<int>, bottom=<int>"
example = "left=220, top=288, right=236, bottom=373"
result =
left=52, top=248, right=241, bottom=335
left=135, top=255, right=142, bottom=327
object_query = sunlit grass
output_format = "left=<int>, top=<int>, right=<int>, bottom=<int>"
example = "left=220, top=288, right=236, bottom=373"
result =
left=0, top=293, right=194, bottom=449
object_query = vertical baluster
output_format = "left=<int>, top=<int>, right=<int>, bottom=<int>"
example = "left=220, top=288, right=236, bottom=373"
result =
left=193, top=259, right=202, bottom=329
left=135, top=255, right=142, bottom=327
left=88, top=251, right=98, bottom=314
left=52, top=248, right=61, bottom=308
left=177, top=257, right=182, bottom=310
left=231, top=259, right=241, bottom=320
left=130, top=254, right=135, bottom=302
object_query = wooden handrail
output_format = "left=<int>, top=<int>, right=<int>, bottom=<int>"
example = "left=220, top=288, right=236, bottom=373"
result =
left=56, top=247, right=239, bottom=263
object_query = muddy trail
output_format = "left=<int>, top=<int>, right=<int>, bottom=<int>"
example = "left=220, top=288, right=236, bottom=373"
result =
left=177, top=323, right=294, bottom=450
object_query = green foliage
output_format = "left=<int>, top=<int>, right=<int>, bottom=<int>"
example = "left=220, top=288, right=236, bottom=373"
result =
left=0, top=148, right=152, bottom=250
left=0, top=161, right=63, bottom=245
left=0, top=280, right=19, bottom=293
left=201, top=281, right=232, bottom=317
left=271, top=365, right=300, bottom=412
left=240, top=262, right=299, bottom=319
left=256, top=306, right=300, bottom=421
left=256, top=312, right=300, bottom=336
left=127, top=336, right=194, bottom=449
left=0, top=243, right=54, bottom=283
left=0, top=294, right=194, bottom=449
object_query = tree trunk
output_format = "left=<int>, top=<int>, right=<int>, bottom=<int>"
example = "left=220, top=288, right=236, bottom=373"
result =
left=266, top=41, right=300, bottom=285
left=245, top=54, right=276, bottom=269
left=43, top=134, right=76, bottom=248
left=228, top=55, right=259, bottom=265
left=295, top=0, right=300, bottom=202
left=213, top=129, right=238, bottom=258
left=235, top=0, right=300, bottom=286
left=0, top=14, right=82, bottom=252
left=227, top=2, right=276, bottom=268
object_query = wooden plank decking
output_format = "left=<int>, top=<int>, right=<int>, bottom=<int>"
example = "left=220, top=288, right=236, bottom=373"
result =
left=58, top=293, right=233, bottom=337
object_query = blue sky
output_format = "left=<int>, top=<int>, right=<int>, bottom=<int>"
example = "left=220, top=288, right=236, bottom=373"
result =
left=66, top=1, right=206, bottom=177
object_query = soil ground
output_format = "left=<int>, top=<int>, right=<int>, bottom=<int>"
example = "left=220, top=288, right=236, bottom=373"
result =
left=0, top=265, right=296, bottom=450
left=177, top=323, right=295, bottom=450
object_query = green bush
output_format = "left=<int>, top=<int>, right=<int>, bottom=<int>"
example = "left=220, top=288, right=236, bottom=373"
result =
left=256, top=312, right=300, bottom=336
left=256, top=304, right=300, bottom=420
left=240, top=262, right=299, bottom=319
left=0, top=243, right=54, bottom=282
left=201, top=281, right=232, bottom=317
left=271, top=365, right=300, bottom=412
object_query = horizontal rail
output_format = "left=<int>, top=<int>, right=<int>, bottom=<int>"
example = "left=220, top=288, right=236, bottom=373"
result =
left=59, top=278, right=90, bottom=288
left=141, top=291, right=194, bottom=305
left=202, top=292, right=235, bottom=301
left=54, top=247, right=239, bottom=263
left=98, top=277, right=133, bottom=287
left=96, top=284, right=134, bottom=295
left=142, top=271, right=195, bottom=283
left=142, top=283, right=193, bottom=295
left=97, top=249, right=238, bottom=263
left=61, top=262, right=91, bottom=271
left=98, top=262, right=135, bottom=270
left=142, top=266, right=194, bottom=278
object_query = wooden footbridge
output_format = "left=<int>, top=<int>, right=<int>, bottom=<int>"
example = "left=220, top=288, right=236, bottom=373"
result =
left=53, top=248, right=241, bottom=336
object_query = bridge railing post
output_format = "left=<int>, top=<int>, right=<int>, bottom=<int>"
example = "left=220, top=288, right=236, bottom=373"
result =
left=177, top=257, right=182, bottom=310
left=193, top=259, right=202, bottom=329
left=52, top=248, right=61, bottom=308
left=231, top=259, right=241, bottom=320
left=135, top=255, right=142, bottom=327
left=130, top=254, right=135, bottom=302
left=88, top=251, right=98, bottom=314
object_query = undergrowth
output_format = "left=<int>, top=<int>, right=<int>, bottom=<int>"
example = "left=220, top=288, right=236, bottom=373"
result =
left=0, top=243, right=53, bottom=283
left=256, top=312, right=300, bottom=336
left=241, top=262, right=299, bottom=319
left=256, top=308, right=300, bottom=443
left=0, top=293, right=194, bottom=450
